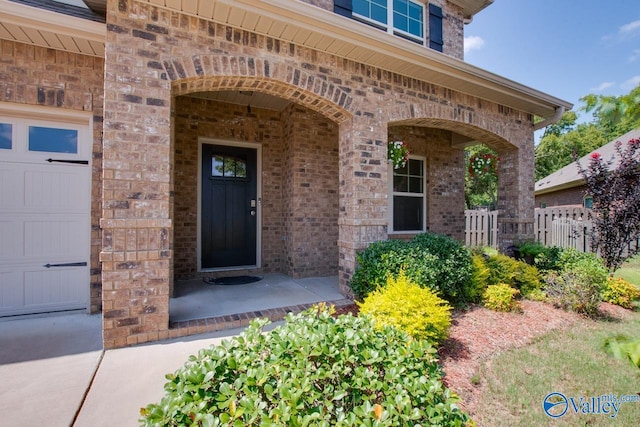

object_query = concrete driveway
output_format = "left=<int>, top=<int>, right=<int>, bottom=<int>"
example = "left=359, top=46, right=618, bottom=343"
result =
left=0, top=313, right=246, bottom=427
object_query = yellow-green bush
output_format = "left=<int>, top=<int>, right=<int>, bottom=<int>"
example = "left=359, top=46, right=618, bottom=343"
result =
left=358, top=271, right=452, bottom=345
left=466, top=254, right=490, bottom=303
left=483, top=283, right=521, bottom=312
left=484, top=253, right=542, bottom=298
left=602, top=277, right=640, bottom=309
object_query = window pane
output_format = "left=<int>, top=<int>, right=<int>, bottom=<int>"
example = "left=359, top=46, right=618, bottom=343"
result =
left=371, top=3, right=388, bottom=23
left=353, top=0, right=368, bottom=16
left=409, top=19, right=423, bottom=37
left=212, top=155, right=247, bottom=178
left=393, top=0, right=423, bottom=38
left=28, top=126, right=78, bottom=153
left=409, top=158, right=422, bottom=175
left=355, top=0, right=388, bottom=24
left=394, top=196, right=423, bottom=231
left=0, top=123, right=11, bottom=149
left=393, top=175, right=408, bottom=192
left=409, top=177, right=423, bottom=193
left=409, top=2, right=422, bottom=19
left=393, top=12, right=408, bottom=32
left=212, top=156, right=224, bottom=176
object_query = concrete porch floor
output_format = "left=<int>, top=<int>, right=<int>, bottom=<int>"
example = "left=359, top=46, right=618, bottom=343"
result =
left=170, top=274, right=351, bottom=323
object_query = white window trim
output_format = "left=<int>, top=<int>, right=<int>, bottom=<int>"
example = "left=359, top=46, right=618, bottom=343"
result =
left=353, top=0, right=426, bottom=46
left=388, top=154, right=427, bottom=234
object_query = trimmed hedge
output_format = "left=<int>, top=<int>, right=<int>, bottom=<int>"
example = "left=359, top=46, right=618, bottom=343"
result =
left=140, top=306, right=470, bottom=426
left=350, top=232, right=473, bottom=305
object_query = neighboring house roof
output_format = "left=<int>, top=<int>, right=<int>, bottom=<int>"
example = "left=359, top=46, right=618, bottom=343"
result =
left=535, top=127, right=640, bottom=195
left=0, top=0, right=571, bottom=119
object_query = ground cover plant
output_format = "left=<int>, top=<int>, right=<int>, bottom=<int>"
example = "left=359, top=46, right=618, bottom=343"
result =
left=140, top=306, right=469, bottom=426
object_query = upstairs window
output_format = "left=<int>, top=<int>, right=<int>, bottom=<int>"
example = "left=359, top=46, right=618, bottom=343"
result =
left=351, top=0, right=426, bottom=44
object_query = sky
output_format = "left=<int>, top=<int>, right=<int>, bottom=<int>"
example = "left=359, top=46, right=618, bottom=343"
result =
left=464, top=0, right=640, bottom=123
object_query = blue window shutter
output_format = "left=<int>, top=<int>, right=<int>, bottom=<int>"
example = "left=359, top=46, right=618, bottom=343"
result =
left=334, top=0, right=353, bottom=18
left=429, top=3, right=443, bottom=52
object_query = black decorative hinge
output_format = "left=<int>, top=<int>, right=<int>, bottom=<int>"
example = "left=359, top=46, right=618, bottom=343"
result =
left=43, top=262, right=88, bottom=268
left=46, top=158, right=89, bottom=165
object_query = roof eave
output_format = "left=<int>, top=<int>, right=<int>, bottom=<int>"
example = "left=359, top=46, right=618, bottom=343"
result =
left=0, top=0, right=105, bottom=43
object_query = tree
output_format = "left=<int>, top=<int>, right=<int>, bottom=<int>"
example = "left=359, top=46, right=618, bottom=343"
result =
left=581, top=84, right=640, bottom=140
left=535, top=84, right=640, bottom=181
left=577, top=137, right=640, bottom=272
left=535, top=122, right=607, bottom=180
left=465, top=145, right=499, bottom=209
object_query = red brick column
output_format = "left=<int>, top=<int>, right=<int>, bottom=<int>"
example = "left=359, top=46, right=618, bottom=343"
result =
left=337, top=118, right=389, bottom=295
left=497, top=134, right=536, bottom=251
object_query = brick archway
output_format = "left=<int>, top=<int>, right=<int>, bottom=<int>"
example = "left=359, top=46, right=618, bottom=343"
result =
left=166, top=55, right=356, bottom=124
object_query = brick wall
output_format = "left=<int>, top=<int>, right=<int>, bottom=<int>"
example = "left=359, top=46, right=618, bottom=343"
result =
left=0, top=39, right=104, bottom=313
left=101, top=0, right=535, bottom=347
left=173, top=97, right=338, bottom=280
left=283, top=105, right=339, bottom=277
left=535, top=185, right=587, bottom=208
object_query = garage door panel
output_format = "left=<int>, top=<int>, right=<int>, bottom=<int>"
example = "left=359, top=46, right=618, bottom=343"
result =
left=0, top=270, right=23, bottom=310
left=24, top=167, right=89, bottom=211
left=0, top=163, right=24, bottom=210
left=24, top=215, right=89, bottom=259
left=24, top=268, right=86, bottom=307
left=0, top=219, right=23, bottom=260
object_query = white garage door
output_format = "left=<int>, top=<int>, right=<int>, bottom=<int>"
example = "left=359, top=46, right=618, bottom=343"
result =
left=0, top=111, right=91, bottom=317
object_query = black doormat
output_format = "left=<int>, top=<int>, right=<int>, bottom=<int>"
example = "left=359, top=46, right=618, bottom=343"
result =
left=204, top=276, right=263, bottom=286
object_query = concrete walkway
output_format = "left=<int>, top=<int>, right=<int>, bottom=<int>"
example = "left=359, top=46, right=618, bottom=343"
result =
left=0, top=275, right=345, bottom=426
left=0, top=313, right=249, bottom=427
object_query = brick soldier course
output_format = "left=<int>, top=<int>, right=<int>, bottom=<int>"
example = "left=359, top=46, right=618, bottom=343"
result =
left=0, top=0, right=571, bottom=348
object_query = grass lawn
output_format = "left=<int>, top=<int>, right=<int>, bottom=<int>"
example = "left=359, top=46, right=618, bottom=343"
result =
left=471, top=310, right=640, bottom=426
left=614, top=254, right=640, bottom=286
left=470, top=253, right=640, bottom=426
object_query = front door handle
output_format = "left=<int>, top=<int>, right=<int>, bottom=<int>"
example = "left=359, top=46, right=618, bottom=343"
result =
left=250, top=210, right=256, bottom=216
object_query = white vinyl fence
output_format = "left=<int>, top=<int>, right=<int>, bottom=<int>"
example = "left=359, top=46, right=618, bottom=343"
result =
left=466, top=206, right=638, bottom=254
left=465, top=209, right=498, bottom=248
left=534, top=206, right=593, bottom=252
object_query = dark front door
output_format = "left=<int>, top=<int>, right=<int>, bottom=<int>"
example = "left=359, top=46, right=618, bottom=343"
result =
left=201, top=144, right=257, bottom=268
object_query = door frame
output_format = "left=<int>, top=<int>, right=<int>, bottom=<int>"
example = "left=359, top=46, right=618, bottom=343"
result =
left=197, top=138, right=262, bottom=272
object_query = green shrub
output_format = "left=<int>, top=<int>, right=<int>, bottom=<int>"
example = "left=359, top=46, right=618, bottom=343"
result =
left=544, top=269, right=602, bottom=317
left=604, top=335, right=640, bottom=369
left=533, top=245, right=564, bottom=273
left=358, top=271, right=452, bottom=345
left=349, top=239, right=439, bottom=300
left=557, top=249, right=608, bottom=289
left=350, top=233, right=474, bottom=305
left=466, top=254, right=490, bottom=303
left=140, top=307, right=470, bottom=426
left=482, top=284, right=521, bottom=312
left=410, top=232, right=474, bottom=304
left=602, top=277, right=640, bottom=309
left=483, top=253, right=542, bottom=298
left=350, top=239, right=408, bottom=300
